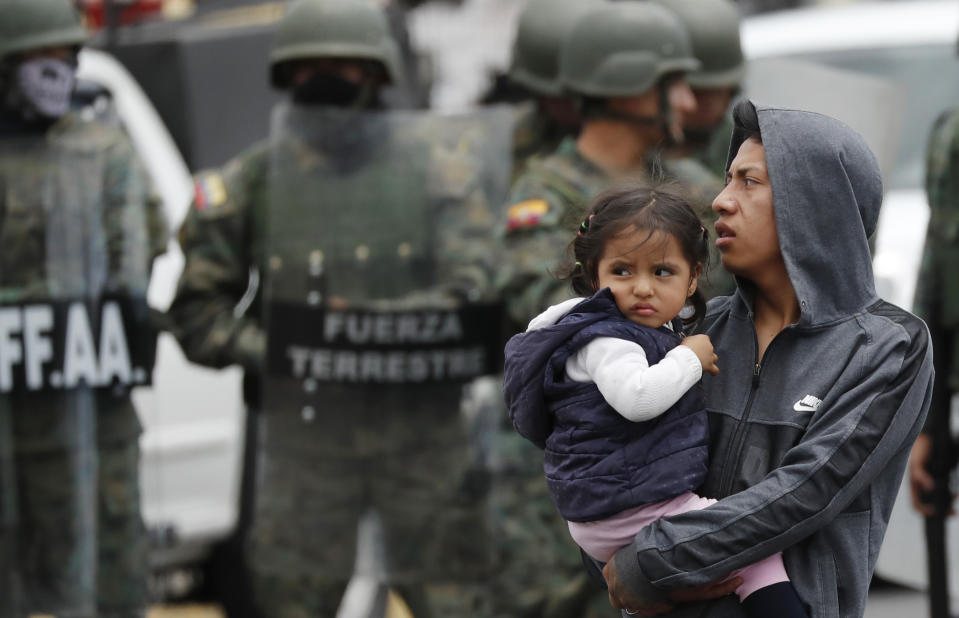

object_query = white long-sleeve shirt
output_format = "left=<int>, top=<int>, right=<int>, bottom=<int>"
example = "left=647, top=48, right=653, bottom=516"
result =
left=527, top=298, right=703, bottom=423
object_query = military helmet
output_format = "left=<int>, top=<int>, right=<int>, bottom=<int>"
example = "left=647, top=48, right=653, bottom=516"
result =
left=508, top=0, right=603, bottom=97
left=0, top=0, right=87, bottom=63
left=650, top=0, right=744, bottom=89
left=269, top=0, right=402, bottom=89
left=559, top=1, right=699, bottom=98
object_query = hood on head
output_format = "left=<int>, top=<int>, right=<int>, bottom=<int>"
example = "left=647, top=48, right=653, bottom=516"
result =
left=725, top=102, right=883, bottom=326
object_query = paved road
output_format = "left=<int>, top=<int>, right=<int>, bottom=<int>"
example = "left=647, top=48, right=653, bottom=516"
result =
left=148, top=581, right=941, bottom=617
left=865, top=580, right=939, bottom=618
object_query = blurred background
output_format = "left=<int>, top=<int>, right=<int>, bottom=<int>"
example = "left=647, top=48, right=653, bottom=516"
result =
left=71, top=0, right=959, bottom=616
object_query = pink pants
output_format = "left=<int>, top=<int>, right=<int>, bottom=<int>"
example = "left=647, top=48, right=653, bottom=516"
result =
left=567, top=492, right=789, bottom=601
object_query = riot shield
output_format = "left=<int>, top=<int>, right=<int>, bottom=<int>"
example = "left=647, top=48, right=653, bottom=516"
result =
left=252, top=103, right=513, bottom=588
left=0, top=121, right=156, bottom=616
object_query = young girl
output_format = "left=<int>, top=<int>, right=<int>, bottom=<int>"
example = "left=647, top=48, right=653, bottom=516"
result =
left=503, top=186, right=808, bottom=617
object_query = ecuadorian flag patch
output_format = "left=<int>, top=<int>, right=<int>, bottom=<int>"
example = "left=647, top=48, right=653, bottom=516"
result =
left=506, top=199, right=549, bottom=231
left=194, top=173, right=227, bottom=211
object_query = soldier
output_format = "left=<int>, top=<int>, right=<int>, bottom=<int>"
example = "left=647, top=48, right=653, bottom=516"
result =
left=651, top=0, right=745, bottom=298
left=651, top=0, right=745, bottom=181
left=498, top=0, right=700, bottom=327
left=0, top=1, right=167, bottom=617
left=504, top=0, right=601, bottom=176
left=490, top=3, right=698, bottom=617
left=908, top=105, right=959, bottom=618
left=167, top=0, right=510, bottom=616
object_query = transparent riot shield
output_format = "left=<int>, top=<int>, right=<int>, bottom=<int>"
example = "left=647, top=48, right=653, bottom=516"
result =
left=0, top=123, right=156, bottom=616
left=252, top=103, right=513, bottom=589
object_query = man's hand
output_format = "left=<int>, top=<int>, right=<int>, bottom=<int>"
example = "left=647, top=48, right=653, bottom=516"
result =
left=667, top=577, right=743, bottom=604
left=603, top=556, right=742, bottom=616
left=603, top=558, right=672, bottom=616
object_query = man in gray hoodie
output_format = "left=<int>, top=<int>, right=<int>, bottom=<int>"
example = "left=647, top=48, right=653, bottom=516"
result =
left=601, top=100, right=934, bottom=617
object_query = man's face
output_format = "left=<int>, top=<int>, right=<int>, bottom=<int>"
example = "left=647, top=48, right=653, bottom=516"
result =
left=712, top=137, right=783, bottom=279
left=606, top=76, right=696, bottom=144
left=684, top=87, right=735, bottom=132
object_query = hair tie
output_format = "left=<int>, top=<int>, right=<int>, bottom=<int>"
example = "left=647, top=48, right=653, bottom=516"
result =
left=578, top=214, right=595, bottom=237
left=574, top=261, right=583, bottom=268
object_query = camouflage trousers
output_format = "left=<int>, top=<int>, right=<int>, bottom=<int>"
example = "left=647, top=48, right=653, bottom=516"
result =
left=247, top=400, right=496, bottom=618
left=3, top=440, right=148, bottom=618
left=488, top=429, right=619, bottom=618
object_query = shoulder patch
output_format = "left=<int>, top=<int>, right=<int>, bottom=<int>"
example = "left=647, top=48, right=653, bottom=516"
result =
left=506, top=199, right=549, bottom=231
left=193, top=172, right=228, bottom=211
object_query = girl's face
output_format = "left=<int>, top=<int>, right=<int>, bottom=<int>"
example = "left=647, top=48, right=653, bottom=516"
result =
left=595, top=226, right=700, bottom=329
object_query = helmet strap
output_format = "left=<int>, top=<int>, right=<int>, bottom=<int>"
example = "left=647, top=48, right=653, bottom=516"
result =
left=658, top=77, right=685, bottom=147
left=580, top=96, right=661, bottom=128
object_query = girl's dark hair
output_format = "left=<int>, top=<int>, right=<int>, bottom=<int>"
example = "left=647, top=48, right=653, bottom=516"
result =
left=559, top=185, right=711, bottom=328
left=732, top=99, right=762, bottom=143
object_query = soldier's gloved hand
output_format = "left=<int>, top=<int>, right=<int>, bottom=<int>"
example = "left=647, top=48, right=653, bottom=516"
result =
left=909, top=433, right=955, bottom=517
left=910, top=433, right=936, bottom=516
left=328, top=296, right=349, bottom=310
left=232, top=323, right=266, bottom=372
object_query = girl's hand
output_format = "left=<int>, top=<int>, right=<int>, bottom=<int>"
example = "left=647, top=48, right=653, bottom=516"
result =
left=682, top=334, right=719, bottom=376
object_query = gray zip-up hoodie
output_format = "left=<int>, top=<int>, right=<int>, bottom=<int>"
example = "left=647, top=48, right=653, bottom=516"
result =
left=610, top=103, right=934, bottom=618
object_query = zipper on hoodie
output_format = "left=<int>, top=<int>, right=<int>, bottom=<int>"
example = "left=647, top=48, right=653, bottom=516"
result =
left=716, top=327, right=788, bottom=497
left=718, top=361, right=761, bottom=496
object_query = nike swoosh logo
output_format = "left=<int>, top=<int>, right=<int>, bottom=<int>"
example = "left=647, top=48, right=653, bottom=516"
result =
left=793, top=402, right=819, bottom=412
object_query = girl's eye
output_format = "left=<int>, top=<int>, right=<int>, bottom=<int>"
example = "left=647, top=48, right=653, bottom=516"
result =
left=655, top=267, right=674, bottom=277
left=744, top=177, right=758, bottom=186
left=612, top=267, right=630, bottom=276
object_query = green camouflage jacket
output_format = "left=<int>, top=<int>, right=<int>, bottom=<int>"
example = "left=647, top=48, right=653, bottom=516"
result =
left=510, top=101, right=570, bottom=181
left=169, top=140, right=270, bottom=373
left=496, top=137, right=616, bottom=326
left=917, top=108, right=959, bottom=396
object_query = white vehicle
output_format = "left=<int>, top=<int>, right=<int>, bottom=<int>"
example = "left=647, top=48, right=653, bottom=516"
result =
left=741, top=0, right=959, bottom=594
left=76, top=48, right=247, bottom=578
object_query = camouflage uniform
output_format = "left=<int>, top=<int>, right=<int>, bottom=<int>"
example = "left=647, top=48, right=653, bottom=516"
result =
left=498, top=137, right=635, bottom=327
left=0, top=109, right=166, bottom=617
left=509, top=101, right=569, bottom=180
left=504, top=0, right=602, bottom=180
left=0, top=0, right=164, bottom=614
left=916, top=108, right=959, bottom=430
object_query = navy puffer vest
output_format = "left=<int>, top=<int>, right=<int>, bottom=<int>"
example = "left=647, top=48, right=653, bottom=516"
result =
left=504, top=289, right=709, bottom=522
